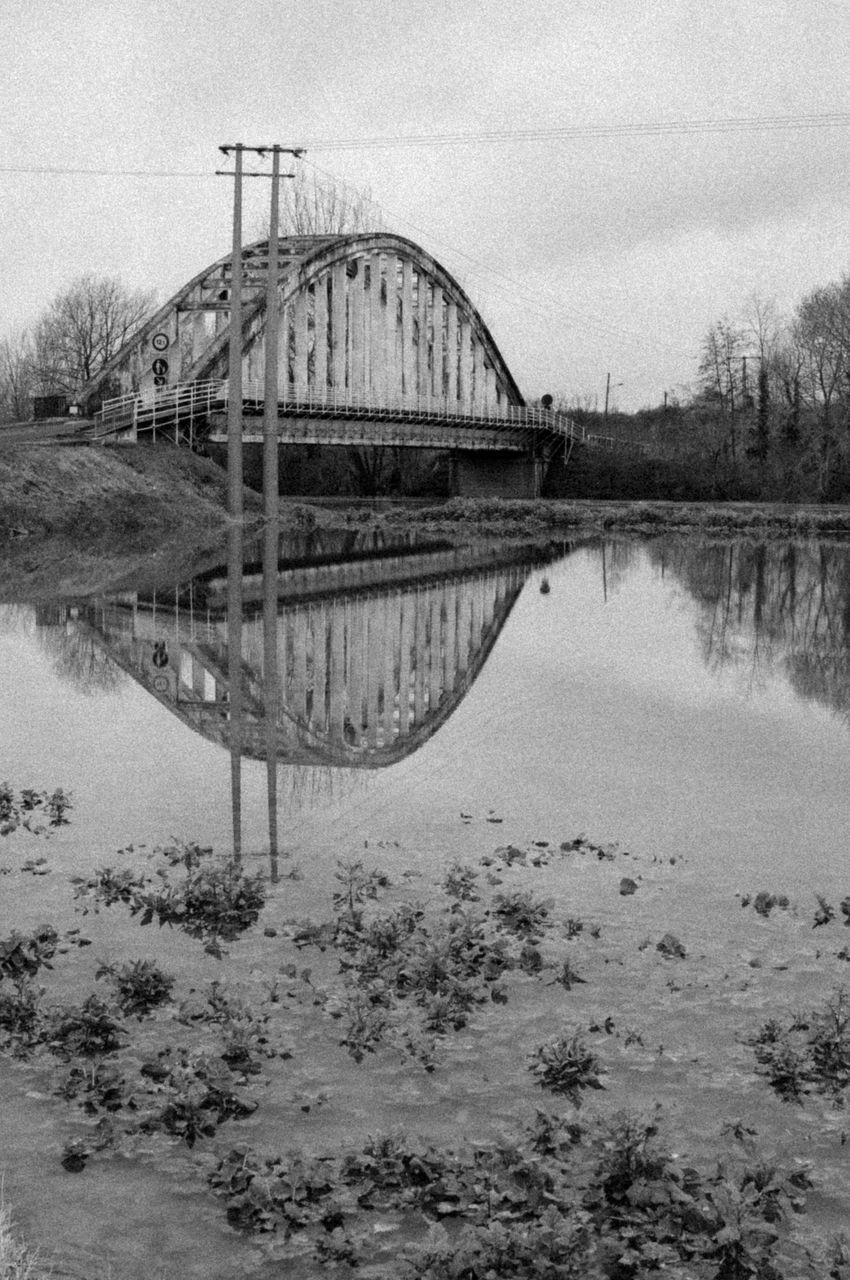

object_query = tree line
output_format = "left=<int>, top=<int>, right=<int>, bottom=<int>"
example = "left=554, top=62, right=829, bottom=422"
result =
left=549, top=275, right=850, bottom=503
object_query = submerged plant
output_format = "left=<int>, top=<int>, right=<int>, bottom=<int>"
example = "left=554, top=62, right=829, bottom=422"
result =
left=207, top=1115, right=818, bottom=1279
left=96, top=959, right=175, bottom=1017
left=749, top=988, right=850, bottom=1103
left=0, top=782, right=72, bottom=837
left=73, top=842, right=266, bottom=951
left=491, top=890, right=551, bottom=941
left=528, top=1033, right=605, bottom=1105
left=48, top=995, right=125, bottom=1058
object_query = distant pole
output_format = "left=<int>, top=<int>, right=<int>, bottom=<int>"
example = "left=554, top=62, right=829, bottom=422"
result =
left=604, top=371, right=611, bottom=428
left=264, top=147, right=281, bottom=519
left=227, top=143, right=244, bottom=517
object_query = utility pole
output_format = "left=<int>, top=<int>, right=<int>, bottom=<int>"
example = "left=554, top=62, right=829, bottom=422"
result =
left=217, top=143, right=303, bottom=519
left=604, top=371, right=611, bottom=429
left=219, top=143, right=244, bottom=518
left=264, top=146, right=282, bottom=519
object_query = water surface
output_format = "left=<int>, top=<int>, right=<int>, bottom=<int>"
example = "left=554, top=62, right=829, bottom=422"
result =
left=2, top=530, right=850, bottom=1276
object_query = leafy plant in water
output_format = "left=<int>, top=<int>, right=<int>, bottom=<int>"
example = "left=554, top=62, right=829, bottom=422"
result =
left=0, top=925, right=59, bottom=980
left=139, top=1049, right=258, bottom=1147
left=48, top=994, right=125, bottom=1058
left=491, top=890, right=551, bottom=941
left=0, top=977, right=44, bottom=1051
left=73, top=843, right=266, bottom=950
left=208, top=1115, right=818, bottom=1279
left=332, top=859, right=392, bottom=915
left=210, top=1146, right=339, bottom=1234
left=0, top=782, right=72, bottom=836
left=443, top=861, right=480, bottom=901
left=529, top=1032, right=605, bottom=1105
left=749, top=988, right=850, bottom=1103
left=57, top=1060, right=127, bottom=1113
left=96, top=958, right=175, bottom=1017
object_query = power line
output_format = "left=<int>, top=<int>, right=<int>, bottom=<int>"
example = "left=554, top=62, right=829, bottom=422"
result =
left=3, top=110, right=850, bottom=177
left=0, top=165, right=217, bottom=177
left=300, top=111, right=850, bottom=151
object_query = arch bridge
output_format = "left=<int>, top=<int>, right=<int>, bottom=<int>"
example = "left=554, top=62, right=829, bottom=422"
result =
left=82, top=234, right=595, bottom=497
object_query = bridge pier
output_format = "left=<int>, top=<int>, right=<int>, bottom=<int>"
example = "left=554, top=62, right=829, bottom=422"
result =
left=450, top=450, right=544, bottom=499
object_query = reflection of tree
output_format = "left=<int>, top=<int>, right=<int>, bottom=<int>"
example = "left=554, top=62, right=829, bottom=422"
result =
left=650, top=539, right=850, bottom=720
left=35, top=623, right=126, bottom=696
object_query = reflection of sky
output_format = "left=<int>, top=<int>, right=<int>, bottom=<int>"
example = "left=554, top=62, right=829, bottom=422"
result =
left=525, top=548, right=831, bottom=725
left=2, top=543, right=849, bottom=897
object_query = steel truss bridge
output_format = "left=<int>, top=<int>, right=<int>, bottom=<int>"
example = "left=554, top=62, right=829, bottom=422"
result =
left=80, top=233, right=635, bottom=491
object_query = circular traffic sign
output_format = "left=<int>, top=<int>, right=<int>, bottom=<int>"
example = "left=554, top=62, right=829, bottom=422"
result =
left=151, top=332, right=169, bottom=352
left=151, top=357, right=169, bottom=376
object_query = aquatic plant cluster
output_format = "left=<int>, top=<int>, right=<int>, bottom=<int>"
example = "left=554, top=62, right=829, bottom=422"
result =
left=0, top=782, right=71, bottom=837
left=208, top=1112, right=819, bottom=1279
left=5, top=802, right=850, bottom=1276
left=72, top=839, right=266, bottom=956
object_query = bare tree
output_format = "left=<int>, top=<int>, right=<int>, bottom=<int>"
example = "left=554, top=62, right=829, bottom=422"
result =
left=31, top=275, right=155, bottom=399
left=277, top=164, right=383, bottom=237
left=792, top=279, right=850, bottom=494
left=0, top=330, right=34, bottom=423
left=697, top=317, right=746, bottom=465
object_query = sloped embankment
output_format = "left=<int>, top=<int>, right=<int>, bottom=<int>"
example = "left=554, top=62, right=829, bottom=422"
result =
left=0, top=443, right=260, bottom=540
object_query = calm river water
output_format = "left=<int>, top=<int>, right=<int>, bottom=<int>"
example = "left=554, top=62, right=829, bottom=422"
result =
left=3, top=531, right=848, bottom=882
left=2, top=528, right=850, bottom=1277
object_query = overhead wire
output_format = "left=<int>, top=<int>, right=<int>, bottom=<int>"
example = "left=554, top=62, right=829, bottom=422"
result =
left=298, top=110, right=850, bottom=151
left=2, top=109, right=850, bottom=176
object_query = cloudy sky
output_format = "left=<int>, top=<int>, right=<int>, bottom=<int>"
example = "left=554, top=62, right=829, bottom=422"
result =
left=2, top=0, right=849, bottom=410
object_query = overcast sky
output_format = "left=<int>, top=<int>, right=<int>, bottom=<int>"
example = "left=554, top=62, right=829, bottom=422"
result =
left=3, top=0, right=850, bottom=411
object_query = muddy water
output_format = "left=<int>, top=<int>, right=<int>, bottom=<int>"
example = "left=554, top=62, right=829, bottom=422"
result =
left=2, top=532, right=850, bottom=1276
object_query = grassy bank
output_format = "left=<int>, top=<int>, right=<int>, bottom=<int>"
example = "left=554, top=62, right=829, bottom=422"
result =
left=0, top=443, right=262, bottom=541
left=377, top=495, right=850, bottom=539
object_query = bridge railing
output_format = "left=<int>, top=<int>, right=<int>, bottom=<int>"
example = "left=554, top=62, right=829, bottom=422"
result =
left=96, top=379, right=595, bottom=449
left=95, top=380, right=228, bottom=442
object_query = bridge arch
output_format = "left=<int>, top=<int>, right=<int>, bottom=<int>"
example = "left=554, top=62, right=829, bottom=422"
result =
left=81, top=233, right=525, bottom=418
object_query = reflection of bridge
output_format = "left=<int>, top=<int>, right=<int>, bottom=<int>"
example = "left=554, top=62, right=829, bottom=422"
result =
left=79, top=233, right=604, bottom=496
left=72, top=540, right=551, bottom=767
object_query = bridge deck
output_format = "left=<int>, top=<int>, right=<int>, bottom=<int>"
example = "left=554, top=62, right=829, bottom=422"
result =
left=94, top=380, right=584, bottom=453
